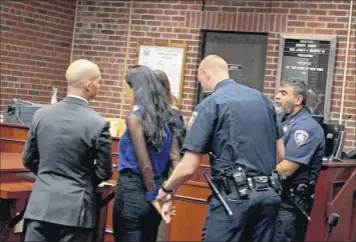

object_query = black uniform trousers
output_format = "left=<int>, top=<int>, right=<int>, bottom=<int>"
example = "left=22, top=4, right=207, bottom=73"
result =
left=202, top=187, right=281, bottom=242
left=273, top=193, right=312, bottom=242
left=24, top=219, right=93, bottom=242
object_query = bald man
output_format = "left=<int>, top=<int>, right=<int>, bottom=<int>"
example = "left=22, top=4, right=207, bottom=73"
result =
left=22, top=59, right=112, bottom=242
left=155, top=55, right=283, bottom=241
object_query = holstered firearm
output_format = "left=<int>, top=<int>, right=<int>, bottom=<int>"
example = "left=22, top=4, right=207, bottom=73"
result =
left=271, top=170, right=312, bottom=221
left=271, top=170, right=284, bottom=195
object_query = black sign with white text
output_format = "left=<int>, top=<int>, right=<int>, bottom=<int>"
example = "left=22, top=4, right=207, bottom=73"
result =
left=282, top=38, right=330, bottom=79
left=280, top=38, right=333, bottom=116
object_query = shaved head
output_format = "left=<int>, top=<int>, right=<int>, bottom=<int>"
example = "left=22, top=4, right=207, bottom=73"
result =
left=65, top=59, right=102, bottom=101
left=66, top=59, right=100, bottom=88
left=197, top=55, right=230, bottom=92
left=199, top=55, right=229, bottom=73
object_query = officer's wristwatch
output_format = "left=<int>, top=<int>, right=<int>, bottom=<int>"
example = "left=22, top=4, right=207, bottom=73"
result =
left=161, top=182, right=174, bottom=194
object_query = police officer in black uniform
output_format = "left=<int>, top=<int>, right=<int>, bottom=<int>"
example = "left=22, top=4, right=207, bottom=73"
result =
left=155, top=55, right=284, bottom=242
left=273, top=79, right=325, bottom=242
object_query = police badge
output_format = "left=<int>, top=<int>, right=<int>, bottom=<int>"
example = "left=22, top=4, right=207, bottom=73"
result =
left=295, top=130, right=309, bottom=146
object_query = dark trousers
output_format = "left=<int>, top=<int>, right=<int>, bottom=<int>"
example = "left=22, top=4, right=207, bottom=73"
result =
left=113, top=170, right=162, bottom=242
left=273, top=194, right=312, bottom=242
left=24, top=219, right=93, bottom=242
left=202, top=188, right=281, bottom=242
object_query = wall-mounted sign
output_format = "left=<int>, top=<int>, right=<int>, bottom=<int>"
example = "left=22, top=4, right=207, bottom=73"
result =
left=228, top=64, right=243, bottom=71
left=276, top=34, right=337, bottom=121
left=137, top=41, right=187, bottom=105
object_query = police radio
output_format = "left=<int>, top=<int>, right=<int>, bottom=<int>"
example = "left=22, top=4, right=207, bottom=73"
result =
left=233, top=167, right=249, bottom=198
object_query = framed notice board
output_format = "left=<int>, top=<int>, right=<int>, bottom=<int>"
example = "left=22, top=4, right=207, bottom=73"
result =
left=136, top=41, right=187, bottom=105
left=275, top=34, right=337, bottom=121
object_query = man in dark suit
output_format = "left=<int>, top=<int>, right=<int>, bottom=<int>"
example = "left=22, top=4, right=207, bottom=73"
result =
left=22, top=59, right=113, bottom=242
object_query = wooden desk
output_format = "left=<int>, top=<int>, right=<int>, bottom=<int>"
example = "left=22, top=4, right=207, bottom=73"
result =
left=0, top=123, right=29, bottom=153
left=306, top=160, right=356, bottom=242
left=1, top=153, right=26, bottom=172
left=0, top=152, right=33, bottom=242
left=0, top=153, right=35, bottom=183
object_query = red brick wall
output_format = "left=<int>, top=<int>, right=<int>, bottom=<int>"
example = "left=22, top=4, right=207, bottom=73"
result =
left=71, top=0, right=355, bottom=150
left=1, top=1, right=354, bottom=151
left=0, top=1, right=76, bottom=108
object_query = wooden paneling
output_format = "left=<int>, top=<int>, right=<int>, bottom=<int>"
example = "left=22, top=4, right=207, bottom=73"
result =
left=168, top=198, right=208, bottom=241
left=176, top=182, right=210, bottom=199
left=0, top=141, right=25, bottom=153
left=0, top=153, right=35, bottom=183
left=306, top=162, right=356, bottom=242
left=167, top=182, right=211, bottom=241
left=111, top=140, right=119, bottom=155
left=0, top=123, right=29, bottom=140
left=0, top=123, right=28, bottom=153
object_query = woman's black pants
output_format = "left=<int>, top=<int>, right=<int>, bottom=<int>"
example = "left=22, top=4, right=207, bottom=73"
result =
left=113, top=170, right=162, bottom=242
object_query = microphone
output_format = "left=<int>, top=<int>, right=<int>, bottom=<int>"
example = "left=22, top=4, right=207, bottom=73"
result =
left=325, top=213, right=340, bottom=242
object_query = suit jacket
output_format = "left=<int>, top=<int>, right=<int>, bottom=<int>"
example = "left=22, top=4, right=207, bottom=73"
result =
left=22, top=96, right=113, bottom=228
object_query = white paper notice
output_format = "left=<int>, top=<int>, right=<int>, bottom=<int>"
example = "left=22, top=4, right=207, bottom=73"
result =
left=138, top=45, right=185, bottom=99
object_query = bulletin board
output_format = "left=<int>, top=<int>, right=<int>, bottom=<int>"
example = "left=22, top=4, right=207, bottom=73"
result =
left=136, top=41, right=188, bottom=105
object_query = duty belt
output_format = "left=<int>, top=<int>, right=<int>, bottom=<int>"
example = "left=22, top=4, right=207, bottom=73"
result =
left=212, top=175, right=273, bottom=193
left=247, top=176, right=271, bottom=190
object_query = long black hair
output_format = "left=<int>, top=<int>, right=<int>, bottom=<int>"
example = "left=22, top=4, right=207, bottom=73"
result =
left=154, top=70, right=186, bottom=148
left=126, top=65, right=183, bottom=151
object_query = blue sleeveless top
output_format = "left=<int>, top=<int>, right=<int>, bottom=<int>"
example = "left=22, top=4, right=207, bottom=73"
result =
left=118, top=110, right=173, bottom=177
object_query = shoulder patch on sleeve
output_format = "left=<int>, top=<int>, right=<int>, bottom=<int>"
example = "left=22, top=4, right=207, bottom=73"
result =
left=186, top=111, right=198, bottom=130
left=294, top=130, right=309, bottom=146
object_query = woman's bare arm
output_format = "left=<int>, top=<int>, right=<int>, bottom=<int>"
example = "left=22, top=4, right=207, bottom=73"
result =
left=126, top=114, right=154, bottom=192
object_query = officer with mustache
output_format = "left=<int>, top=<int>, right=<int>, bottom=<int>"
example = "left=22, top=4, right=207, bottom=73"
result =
left=273, top=78, right=325, bottom=242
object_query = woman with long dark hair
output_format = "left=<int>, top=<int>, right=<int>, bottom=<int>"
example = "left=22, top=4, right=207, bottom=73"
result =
left=154, top=70, right=179, bottom=108
left=154, top=70, right=186, bottom=241
left=154, top=70, right=186, bottom=148
left=113, top=65, right=181, bottom=242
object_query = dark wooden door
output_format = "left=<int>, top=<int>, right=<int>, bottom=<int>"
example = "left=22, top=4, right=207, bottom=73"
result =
left=197, top=31, right=268, bottom=104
